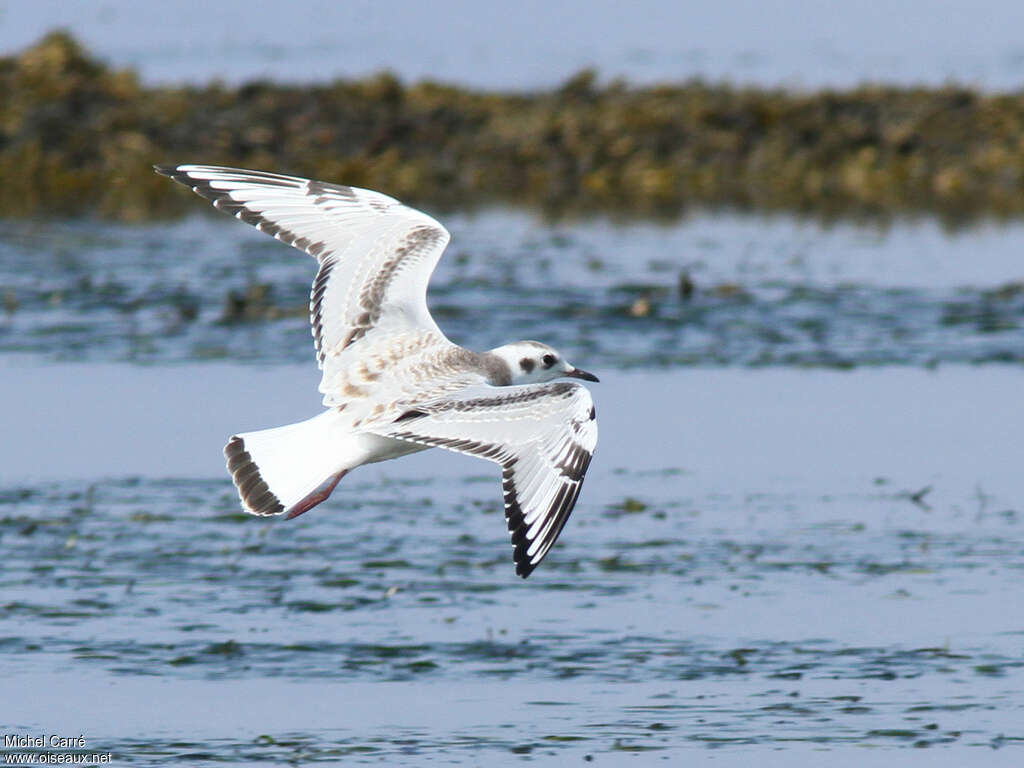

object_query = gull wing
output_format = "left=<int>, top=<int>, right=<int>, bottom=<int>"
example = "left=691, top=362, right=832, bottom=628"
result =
left=371, top=381, right=598, bottom=578
left=154, top=164, right=452, bottom=394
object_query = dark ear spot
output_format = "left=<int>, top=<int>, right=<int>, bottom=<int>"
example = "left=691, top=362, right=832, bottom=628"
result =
left=519, top=357, right=535, bottom=373
left=542, top=354, right=556, bottom=368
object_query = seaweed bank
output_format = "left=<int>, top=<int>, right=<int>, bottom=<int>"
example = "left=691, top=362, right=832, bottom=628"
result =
left=4, top=31, right=1024, bottom=221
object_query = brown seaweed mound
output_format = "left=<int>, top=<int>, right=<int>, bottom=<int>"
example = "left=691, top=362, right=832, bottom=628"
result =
left=3, top=32, right=1024, bottom=220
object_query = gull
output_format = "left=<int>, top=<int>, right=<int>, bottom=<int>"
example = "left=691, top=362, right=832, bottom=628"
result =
left=155, top=165, right=599, bottom=577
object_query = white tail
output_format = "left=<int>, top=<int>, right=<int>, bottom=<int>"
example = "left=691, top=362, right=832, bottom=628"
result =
left=224, top=409, right=352, bottom=518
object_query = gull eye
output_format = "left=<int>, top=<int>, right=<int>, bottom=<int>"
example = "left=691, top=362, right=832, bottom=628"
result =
left=542, top=354, right=556, bottom=368
left=519, top=357, right=535, bottom=373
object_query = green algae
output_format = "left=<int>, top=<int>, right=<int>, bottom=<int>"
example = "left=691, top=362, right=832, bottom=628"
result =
left=4, top=32, right=1024, bottom=222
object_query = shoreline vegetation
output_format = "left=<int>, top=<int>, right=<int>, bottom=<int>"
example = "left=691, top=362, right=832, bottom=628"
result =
left=4, top=31, right=1024, bottom=222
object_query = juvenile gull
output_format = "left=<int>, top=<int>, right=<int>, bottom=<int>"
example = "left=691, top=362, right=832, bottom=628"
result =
left=155, top=165, right=599, bottom=577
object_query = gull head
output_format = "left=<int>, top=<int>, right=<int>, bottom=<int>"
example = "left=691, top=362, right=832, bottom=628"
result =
left=488, top=341, right=599, bottom=386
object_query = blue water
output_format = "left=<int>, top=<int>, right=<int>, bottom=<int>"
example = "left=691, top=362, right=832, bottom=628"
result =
left=2, top=212, right=1023, bottom=368
left=2, top=359, right=1023, bottom=763
left=5, top=0, right=1024, bottom=90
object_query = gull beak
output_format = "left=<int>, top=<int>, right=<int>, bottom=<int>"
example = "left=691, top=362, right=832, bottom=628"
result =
left=566, top=367, right=599, bottom=383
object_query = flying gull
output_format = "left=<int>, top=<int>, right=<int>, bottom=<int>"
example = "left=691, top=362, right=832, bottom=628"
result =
left=155, top=165, right=598, bottom=577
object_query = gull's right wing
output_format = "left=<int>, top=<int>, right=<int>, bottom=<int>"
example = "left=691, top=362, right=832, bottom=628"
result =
left=370, top=381, right=598, bottom=578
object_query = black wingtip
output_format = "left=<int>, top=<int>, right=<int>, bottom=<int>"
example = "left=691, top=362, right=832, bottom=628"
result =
left=153, top=164, right=178, bottom=177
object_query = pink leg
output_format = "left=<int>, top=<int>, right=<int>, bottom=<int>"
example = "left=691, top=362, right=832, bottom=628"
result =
left=285, top=470, right=348, bottom=520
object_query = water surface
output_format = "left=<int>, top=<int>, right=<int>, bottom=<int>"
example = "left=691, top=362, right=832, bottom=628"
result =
left=2, top=364, right=1022, bottom=763
left=2, top=205, right=1023, bottom=763
left=7, top=0, right=1024, bottom=90
left=2, top=211, right=1022, bottom=368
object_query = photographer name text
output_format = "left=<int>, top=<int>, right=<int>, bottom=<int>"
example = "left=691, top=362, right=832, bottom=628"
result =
left=5, top=736, right=85, bottom=750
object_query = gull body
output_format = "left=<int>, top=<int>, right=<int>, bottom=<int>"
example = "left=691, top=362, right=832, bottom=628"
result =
left=155, top=165, right=598, bottom=577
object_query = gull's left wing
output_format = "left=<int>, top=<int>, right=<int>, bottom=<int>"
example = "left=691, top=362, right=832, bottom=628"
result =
left=369, top=381, right=598, bottom=577
left=154, top=165, right=453, bottom=403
